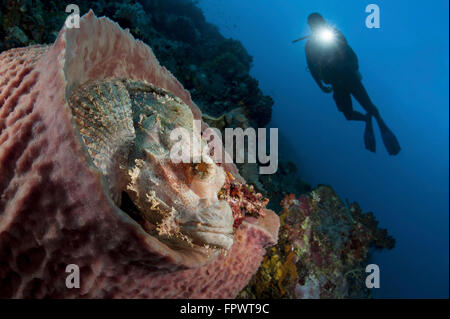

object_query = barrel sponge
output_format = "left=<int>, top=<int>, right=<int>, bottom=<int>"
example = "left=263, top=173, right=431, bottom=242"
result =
left=0, top=11, right=279, bottom=298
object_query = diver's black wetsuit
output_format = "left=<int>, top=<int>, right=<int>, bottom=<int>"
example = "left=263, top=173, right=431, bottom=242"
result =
left=332, top=71, right=380, bottom=121
left=305, top=27, right=400, bottom=155
left=306, top=28, right=377, bottom=120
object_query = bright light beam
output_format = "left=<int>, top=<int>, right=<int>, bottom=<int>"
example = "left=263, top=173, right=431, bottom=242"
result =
left=318, top=28, right=335, bottom=43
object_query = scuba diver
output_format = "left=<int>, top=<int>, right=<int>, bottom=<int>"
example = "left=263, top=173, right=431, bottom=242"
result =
left=293, top=13, right=401, bottom=155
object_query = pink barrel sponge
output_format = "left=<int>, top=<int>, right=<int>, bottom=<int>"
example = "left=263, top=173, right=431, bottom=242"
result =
left=0, top=11, right=279, bottom=298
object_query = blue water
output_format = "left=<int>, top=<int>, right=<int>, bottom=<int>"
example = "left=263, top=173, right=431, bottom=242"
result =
left=199, top=0, right=449, bottom=298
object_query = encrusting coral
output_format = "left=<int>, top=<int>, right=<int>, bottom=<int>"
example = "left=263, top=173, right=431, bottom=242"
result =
left=218, top=172, right=269, bottom=228
left=239, top=185, right=395, bottom=299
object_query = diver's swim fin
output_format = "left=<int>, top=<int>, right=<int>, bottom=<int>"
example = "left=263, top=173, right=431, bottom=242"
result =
left=378, top=121, right=401, bottom=155
left=364, top=116, right=376, bottom=153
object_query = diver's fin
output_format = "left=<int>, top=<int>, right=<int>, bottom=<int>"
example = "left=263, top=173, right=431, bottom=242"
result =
left=364, top=116, right=376, bottom=153
left=378, top=121, right=401, bottom=155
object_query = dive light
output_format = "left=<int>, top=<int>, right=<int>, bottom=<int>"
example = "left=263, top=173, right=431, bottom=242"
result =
left=292, top=27, right=336, bottom=44
left=317, top=27, right=335, bottom=43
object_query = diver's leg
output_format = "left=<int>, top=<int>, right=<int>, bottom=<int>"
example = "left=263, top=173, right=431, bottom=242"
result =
left=350, top=79, right=401, bottom=155
left=348, top=78, right=380, bottom=119
left=333, top=84, right=376, bottom=152
left=332, top=87, right=366, bottom=122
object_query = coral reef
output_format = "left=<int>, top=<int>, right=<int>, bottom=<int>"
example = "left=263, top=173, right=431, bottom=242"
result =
left=0, top=0, right=273, bottom=127
left=202, top=107, right=250, bottom=131
left=260, top=160, right=312, bottom=211
left=201, top=108, right=309, bottom=200
left=218, top=172, right=269, bottom=228
left=239, top=185, right=395, bottom=299
left=0, top=11, right=279, bottom=298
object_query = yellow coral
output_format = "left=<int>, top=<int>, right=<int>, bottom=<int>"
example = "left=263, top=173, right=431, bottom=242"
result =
left=276, top=249, right=298, bottom=296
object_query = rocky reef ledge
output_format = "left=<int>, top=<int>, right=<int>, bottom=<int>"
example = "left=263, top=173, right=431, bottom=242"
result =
left=239, top=186, right=395, bottom=298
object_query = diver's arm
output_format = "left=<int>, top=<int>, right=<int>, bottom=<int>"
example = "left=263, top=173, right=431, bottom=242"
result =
left=307, top=59, right=332, bottom=93
left=306, top=45, right=323, bottom=86
left=305, top=42, right=332, bottom=93
left=309, top=64, right=325, bottom=88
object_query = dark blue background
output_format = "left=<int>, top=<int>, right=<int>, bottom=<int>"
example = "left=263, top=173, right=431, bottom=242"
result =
left=199, top=0, right=449, bottom=298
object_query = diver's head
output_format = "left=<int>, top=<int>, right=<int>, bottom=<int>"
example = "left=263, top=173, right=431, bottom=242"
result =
left=307, top=13, right=326, bottom=31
